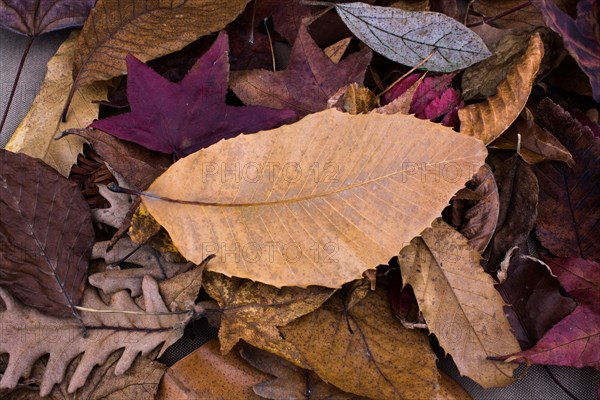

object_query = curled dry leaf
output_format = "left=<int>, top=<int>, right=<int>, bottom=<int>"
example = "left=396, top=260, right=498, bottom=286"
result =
left=333, top=2, right=491, bottom=72
left=240, top=346, right=368, bottom=399
left=0, top=276, right=188, bottom=396
left=484, top=155, right=539, bottom=270
left=279, top=284, right=439, bottom=400
left=157, top=340, right=267, bottom=400
left=451, top=164, right=499, bottom=254
left=230, top=24, right=372, bottom=117
left=398, top=219, right=521, bottom=388
left=66, top=0, right=251, bottom=113
left=64, top=128, right=172, bottom=190
left=459, top=33, right=544, bottom=144
left=532, top=99, right=600, bottom=262
left=139, top=108, right=487, bottom=288
left=5, top=32, right=107, bottom=177
left=0, top=149, right=94, bottom=319
left=201, top=270, right=334, bottom=355
left=490, top=108, right=574, bottom=166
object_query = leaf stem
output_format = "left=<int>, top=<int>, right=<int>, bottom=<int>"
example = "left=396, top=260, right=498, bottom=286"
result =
left=75, top=306, right=190, bottom=316
left=466, top=1, right=532, bottom=28
left=0, top=35, right=35, bottom=137
left=377, top=48, right=436, bottom=98
left=301, top=1, right=335, bottom=6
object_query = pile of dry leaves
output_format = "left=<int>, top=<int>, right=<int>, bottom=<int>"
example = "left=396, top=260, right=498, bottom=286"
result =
left=0, top=0, right=598, bottom=399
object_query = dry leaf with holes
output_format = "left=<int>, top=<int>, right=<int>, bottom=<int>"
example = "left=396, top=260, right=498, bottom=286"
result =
left=398, top=219, right=521, bottom=388
left=137, top=108, right=486, bottom=288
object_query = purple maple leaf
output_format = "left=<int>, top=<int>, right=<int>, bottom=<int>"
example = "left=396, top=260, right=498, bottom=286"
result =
left=91, top=31, right=296, bottom=158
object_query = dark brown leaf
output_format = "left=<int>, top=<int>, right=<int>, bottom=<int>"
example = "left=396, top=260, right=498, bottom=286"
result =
left=484, top=155, right=538, bottom=271
left=0, top=149, right=94, bottom=319
left=533, top=99, right=600, bottom=261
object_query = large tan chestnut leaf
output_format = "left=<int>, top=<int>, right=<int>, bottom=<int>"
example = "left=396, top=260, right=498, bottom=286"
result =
left=458, top=33, right=544, bottom=144
left=140, top=108, right=487, bottom=288
left=398, top=219, right=521, bottom=388
left=6, top=31, right=107, bottom=176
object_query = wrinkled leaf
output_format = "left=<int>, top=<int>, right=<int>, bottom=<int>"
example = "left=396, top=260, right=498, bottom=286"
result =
left=459, top=33, right=544, bottom=144
left=230, top=24, right=372, bottom=117
left=0, top=275, right=189, bottom=396
left=491, top=108, right=574, bottom=167
left=69, top=0, right=251, bottom=93
left=5, top=32, right=107, bottom=177
left=139, top=108, right=487, bottom=288
left=157, top=340, right=267, bottom=399
left=503, top=257, right=600, bottom=369
left=91, top=32, right=295, bottom=158
left=531, top=0, right=600, bottom=101
left=201, top=270, right=334, bottom=354
left=399, top=219, right=521, bottom=388
left=279, top=284, right=439, bottom=400
left=532, top=99, right=600, bottom=262
left=240, top=346, right=367, bottom=399
left=0, top=0, right=94, bottom=36
left=484, top=155, right=538, bottom=270
left=0, top=149, right=94, bottom=319
left=333, top=2, right=491, bottom=72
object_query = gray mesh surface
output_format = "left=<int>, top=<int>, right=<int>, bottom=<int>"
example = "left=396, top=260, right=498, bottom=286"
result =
left=2, top=29, right=598, bottom=399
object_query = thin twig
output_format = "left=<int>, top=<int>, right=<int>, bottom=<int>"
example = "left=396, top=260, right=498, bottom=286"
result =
left=466, top=1, right=532, bottom=28
left=377, top=48, right=436, bottom=98
left=263, top=18, right=276, bottom=72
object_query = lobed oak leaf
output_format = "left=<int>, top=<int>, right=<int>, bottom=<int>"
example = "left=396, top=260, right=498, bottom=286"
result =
left=91, top=31, right=296, bottom=158
left=398, top=219, right=521, bottom=388
left=137, top=108, right=487, bottom=288
left=157, top=340, right=267, bottom=399
left=459, top=33, right=544, bottom=144
left=230, top=24, right=372, bottom=117
left=503, top=258, right=600, bottom=370
left=279, top=283, right=440, bottom=400
left=0, top=275, right=189, bottom=396
left=0, top=0, right=94, bottom=36
left=0, top=149, right=94, bottom=319
left=201, top=270, right=334, bottom=355
left=531, top=0, right=600, bottom=101
left=532, top=99, right=600, bottom=262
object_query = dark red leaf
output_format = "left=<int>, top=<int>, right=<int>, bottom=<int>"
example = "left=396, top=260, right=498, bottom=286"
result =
left=0, top=149, right=94, bottom=319
left=531, top=0, right=600, bottom=101
left=497, top=249, right=576, bottom=349
left=381, top=73, right=423, bottom=105
left=0, top=0, right=94, bottom=36
left=230, top=24, right=372, bottom=117
left=533, top=99, right=600, bottom=262
left=503, top=258, right=600, bottom=369
left=91, top=31, right=296, bottom=158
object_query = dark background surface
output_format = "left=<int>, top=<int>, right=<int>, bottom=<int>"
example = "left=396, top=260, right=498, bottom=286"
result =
left=1, top=28, right=598, bottom=399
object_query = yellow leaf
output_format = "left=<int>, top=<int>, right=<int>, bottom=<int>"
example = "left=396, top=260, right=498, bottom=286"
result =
left=6, top=31, right=107, bottom=176
left=324, top=37, right=351, bottom=64
left=140, top=108, right=487, bottom=288
left=398, top=219, right=521, bottom=388
left=279, top=284, right=439, bottom=400
left=458, top=33, right=544, bottom=144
